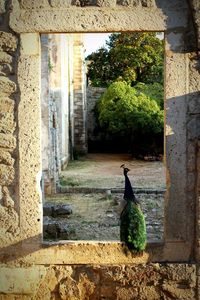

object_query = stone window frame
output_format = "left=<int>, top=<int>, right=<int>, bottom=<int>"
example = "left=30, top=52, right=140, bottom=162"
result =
left=10, top=3, right=196, bottom=264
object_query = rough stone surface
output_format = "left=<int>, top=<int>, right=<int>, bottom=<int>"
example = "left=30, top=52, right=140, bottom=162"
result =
left=19, top=0, right=50, bottom=9
left=0, top=32, right=18, bottom=52
left=191, top=0, right=200, bottom=49
left=49, top=0, right=72, bottom=7
left=0, top=0, right=5, bottom=14
left=117, top=0, right=141, bottom=6
left=0, top=52, right=12, bottom=64
left=0, top=149, right=14, bottom=166
left=97, top=0, right=116, bottom=6
left=188, top=117, right=200, bottom=141
left=0, top=133, right=16, bottom=150
left=0, top=98, right=15, bottom=134
left=18, top=33, right=42, bottom=240
left=0, top=51, right=14, bottom=76
left=0, top=204, right=19, bottom=243
left=0, top=164, right=14, bottom=185
left=141, top=0, right=155, bottom=7
left=0, top=0, right=200, bottom=298
left=0, top=264, right=193, bottom=299
left=43, top=216, right=72, bottom=239
left=0, top=76, right=16, bottom=95
left=46, top=203, right=73, bottom=216
left=9, top=8, right=166, bottom=33
left=0, top=62, right=13, bottom=76
left=2, top=187, right=14, bottom=208
left=43, top=203, right=73, bottom=217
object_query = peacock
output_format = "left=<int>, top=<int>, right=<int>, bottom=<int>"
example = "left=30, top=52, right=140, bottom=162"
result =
left=120, top=164, right=147, bottom=252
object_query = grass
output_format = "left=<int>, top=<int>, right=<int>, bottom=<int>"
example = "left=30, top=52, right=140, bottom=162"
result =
left=44, top=192, right=164, bottom=241
left=59, top=176, right=80, bottom=187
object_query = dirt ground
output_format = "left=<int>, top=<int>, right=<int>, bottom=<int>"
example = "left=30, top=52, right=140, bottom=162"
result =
left=45, top=192, right=164, bottom=241
left=44, top=153, right=165, bottom=242
left=60, top=153, right=166, bottom=189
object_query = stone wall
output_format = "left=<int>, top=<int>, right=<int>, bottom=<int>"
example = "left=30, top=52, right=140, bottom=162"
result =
left=73, top=34, right=88, bottom=155
left=41, top=33, right=87, bottom=194
left=87, top=86, right=105, bottom=141
left=0, top=2, right=20, bottom=246
left=0, top=263, right=196, bottom=299
left=0, top=0, right=200, bottom=299
left=41, top=34, right=71, bottom=194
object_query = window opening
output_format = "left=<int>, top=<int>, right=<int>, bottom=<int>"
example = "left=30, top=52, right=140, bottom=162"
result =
left=41, top=32, right=165, bottom=242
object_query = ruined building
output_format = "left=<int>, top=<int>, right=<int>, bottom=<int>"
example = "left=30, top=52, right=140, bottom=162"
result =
left=41, top=33, right=87, bottom=194
left=0, top=0, right=200, bottom=299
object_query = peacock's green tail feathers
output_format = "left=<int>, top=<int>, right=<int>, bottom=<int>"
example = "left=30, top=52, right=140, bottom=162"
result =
left=120, top=201, right=147, bottom=252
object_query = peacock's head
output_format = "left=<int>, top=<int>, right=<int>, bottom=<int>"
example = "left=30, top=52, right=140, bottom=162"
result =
left=120, top=164, right=130, bottom=175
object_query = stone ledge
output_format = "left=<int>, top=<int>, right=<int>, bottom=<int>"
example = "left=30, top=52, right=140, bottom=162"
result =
left=57, top=186, right=166, bottom=194
left=0, top=240, right=192, bottom=265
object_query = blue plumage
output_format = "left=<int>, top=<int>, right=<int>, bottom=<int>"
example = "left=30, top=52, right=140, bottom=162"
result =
left=120, top=164, right=147, bottom=252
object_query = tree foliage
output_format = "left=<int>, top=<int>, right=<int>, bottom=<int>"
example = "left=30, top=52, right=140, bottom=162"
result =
left=96, top=81, right=164, bottom=155
left=87, top=32, right=164, bottom=87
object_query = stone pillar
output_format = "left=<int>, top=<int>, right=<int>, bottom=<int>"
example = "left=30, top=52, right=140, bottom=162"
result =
left=73, top=34, right=87, bottom=155
left=18, top=33, right=42, bottom=240
left=41, top=34, right=52, bottom=195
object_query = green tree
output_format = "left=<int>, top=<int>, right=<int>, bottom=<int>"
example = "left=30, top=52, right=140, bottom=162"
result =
left=96, top=81, right=164, bottom=155
left=87, top=32, right=164, bottom=87
left=134, top=82, right=164, bottom=109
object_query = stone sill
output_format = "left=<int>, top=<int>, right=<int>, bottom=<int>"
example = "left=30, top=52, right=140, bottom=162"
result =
left=0, top=239, right=192, bottom=265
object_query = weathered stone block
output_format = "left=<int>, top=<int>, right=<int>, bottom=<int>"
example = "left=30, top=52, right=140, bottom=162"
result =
left=0, top=0, right=5, bottom=13
left=0, top=97, right=14, bottom=113
left=0, top=133, right=16, bottom=150
left=59, top=276, right=80, bottom=299
left=187, top=142, right=196, bottom=172
left=188, top=96, right=200, bottom=114
left=187, top=116, right=200, bottom=140
left=187, top=172, right=195, bottom=192
left=0, top=52, right=12, bottom=64
left=43, top=216, right=72, bottom=239
left=0, top=77, right=16, bottom=95
left=43, top=203, right=73, bottom=217
left=95, top=0, right=116, bottom=6
left=52, top=204, right=73, bottom=217
left=0, top=204, right=19, bottom=238
left=0, top=266, right=46, bottom=295
left=49, top=0, right=72, bottom=7
left=0, top=97, right=15, bottom=134
left=0, top=149, right=14, bottom=166
left=141, top=0, right=155, bottom=7
left=2, top=187, right=14, bottom=208
left=0, top=63, right=12, bottom=76
left=43, top=203, right=53, bottom=216
left=18, top=0, right=50, bottom=9
left=0, top=164, right=14, bottom=185
left=0, top=32, right=17, bottom=52
left=0, top=117, right=15, bottom=134
left=117, top=0, right=141, bottom=6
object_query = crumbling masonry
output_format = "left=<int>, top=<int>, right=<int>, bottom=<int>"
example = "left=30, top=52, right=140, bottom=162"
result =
left=0, top=0, right=200, bottom=299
